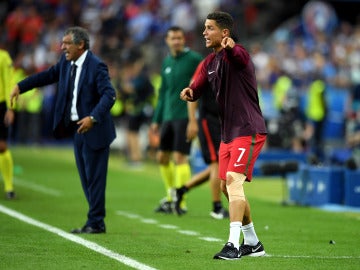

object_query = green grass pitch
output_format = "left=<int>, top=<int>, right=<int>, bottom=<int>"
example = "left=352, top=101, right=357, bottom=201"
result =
left=0, top=146, right=359, bottom=270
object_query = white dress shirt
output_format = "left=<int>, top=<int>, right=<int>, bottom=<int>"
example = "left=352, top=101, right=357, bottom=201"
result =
left=70, top=50, right=88, bottom=121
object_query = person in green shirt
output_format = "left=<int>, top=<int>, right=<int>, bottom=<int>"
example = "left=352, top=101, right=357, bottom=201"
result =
left=151, top=26, right=202, bottom=214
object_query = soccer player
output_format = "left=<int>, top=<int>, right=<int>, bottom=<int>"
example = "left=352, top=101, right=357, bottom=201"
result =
left=180, top=11, right=267, bottom=260
left=0, top=48, right=16, bottom=199
left=175, top=60, right=228, bottom=219
left=151, top=26, right=202, bottom=214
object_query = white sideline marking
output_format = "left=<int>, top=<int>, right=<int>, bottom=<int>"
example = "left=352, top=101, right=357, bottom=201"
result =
left=199, top=237, right=223, bottom=242
left=116, top=210, right=223, bottom=243
left=116, top=210, right=140, bottom=219
left=266, top=254, right=360, bottom=259
left=0, top=205, right=158, bottom=270
left=116, top=211, right=360, bottom=260
left=141, top=219, right=158, bottom=224
left=158, top=224, right=178, bottom=229
left=178, top=230, right=199, bottom=236
left=14, top=177, right=62, bottom=197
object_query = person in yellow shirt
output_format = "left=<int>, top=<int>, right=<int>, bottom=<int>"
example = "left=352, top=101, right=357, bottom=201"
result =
left=304, top=77, right=327, bottom=163
left=0, top=48, right=15, bottom=199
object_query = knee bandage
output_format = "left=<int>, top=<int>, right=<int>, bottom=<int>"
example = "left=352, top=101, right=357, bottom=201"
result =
left=226, top=172, right=246, bottom=202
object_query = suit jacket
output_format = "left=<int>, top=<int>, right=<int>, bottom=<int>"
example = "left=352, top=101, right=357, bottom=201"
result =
left=18, top=51, right=116, bottom=150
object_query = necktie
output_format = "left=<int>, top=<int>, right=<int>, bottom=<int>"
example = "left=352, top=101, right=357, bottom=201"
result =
left=64, top=64, right=77, bottom=126
left=70, top=64, right=77, bottom=86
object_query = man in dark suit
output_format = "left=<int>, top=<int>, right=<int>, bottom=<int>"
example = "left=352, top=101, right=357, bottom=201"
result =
left=10, top=27, right=116, bottom=234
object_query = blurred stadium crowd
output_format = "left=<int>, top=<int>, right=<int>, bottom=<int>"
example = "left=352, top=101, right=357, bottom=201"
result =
left=1, top=0, right=360, bottom=166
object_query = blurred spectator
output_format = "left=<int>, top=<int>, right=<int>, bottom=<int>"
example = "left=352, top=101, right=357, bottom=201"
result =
left=107, top=59, right=124, bottom=120
left=311, top=50, right=337, bottom=86
left=193, top=0, right=221, bottom=20
left=5, top=5, right=26, bottom=57
left=304, top=75, right=328, bottom=163
left=127, top=2, right=155, bottom=43
left=345, top=110, right=360, bottom=169
left=250, top=42, right=270, bottom=89
left=10, top=51, right=44, bottom=145
left=20, top=5, right=44, bottom=48
left=14, top=88, right=43, bottom=144
left=119, top=49, right=154, bottom=167
left=348, top=25, right=360, bottom=113
left=271, top=71, right=304, bottom=151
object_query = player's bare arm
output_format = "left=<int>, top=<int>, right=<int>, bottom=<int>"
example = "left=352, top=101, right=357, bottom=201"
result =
left=186, top=100, right=199, bottom=142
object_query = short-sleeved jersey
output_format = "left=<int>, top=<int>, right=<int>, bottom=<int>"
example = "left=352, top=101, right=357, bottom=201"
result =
left=190, top=45, right=267, bottom=143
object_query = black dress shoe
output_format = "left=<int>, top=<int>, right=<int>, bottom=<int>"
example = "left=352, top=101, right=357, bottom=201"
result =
left=71, top=225, right=106, bottom=234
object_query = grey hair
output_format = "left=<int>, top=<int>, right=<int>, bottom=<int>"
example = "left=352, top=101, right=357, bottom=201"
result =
left=64, top=27, right=90, bottom=50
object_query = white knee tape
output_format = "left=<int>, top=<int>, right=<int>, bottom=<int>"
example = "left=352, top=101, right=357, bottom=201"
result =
left=226, top=171, right=246, bottom=202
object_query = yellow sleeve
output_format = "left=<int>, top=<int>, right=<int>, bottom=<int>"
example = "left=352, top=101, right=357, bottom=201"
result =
left=0, top=50, right=15, bottom=109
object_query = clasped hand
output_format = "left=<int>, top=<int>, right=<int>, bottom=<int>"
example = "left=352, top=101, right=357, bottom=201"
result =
left=77, top=116, right=94, bottom=134
left=180, top=87, right=193, bottom=101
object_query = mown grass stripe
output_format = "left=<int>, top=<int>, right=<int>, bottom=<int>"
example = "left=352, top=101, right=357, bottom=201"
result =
left=0, top=204, right=157, bottom=270
left=14, top=177, right=62, bottom=197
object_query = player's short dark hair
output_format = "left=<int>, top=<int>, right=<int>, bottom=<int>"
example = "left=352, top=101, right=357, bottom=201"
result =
left=207, top=11, right=234, bottom=31
left=64, top=27, right=90, bottom=50
left=166, top=26, right=184, bottom=37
